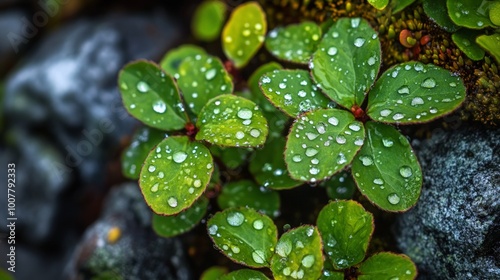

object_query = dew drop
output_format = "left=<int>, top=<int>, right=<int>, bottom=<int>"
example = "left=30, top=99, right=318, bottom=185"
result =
left=429, top=107, right=438, bottom=114
left=237, top=108, right=253, bottom=119
left=328, top=117, right=339, bottom=126
left=292, top=155, right=303, bottom=162
left=327, top=47, right=338, bottom=56
left=283, top=267, right=291, bottom=276
left=152, top=100, right=166, bottom=113
left=136, top=81, right=149, bottom=93
left=252, top=250, right=266, bottom=264
left=349, top=123, right=361, bottom=131
left=193, top=179, right=202, bottom=188
left=158, top=171, right=164, bottom=179
left=382, top=138, right=394, bottom=147
left=387, top=193, right=401, bottom=205
left=316, top=123, right=326, bottom=134
left=351, top=18, right=360, bottom=28
left=309, top=167, right=320, bottom=175
left=380, top=109, right=392, bottom=117
left=354, top=37, right=366, bottom=47
left=205, top=69, right=216, bottom=80
left=167, top=197, right=178, bottom=207
left=231, top=246, right=240, bottom=254
left=301, top=255, right=315, bottom=268
left=397, top=86, right=410, bottom=95
left=305, top=148, right=318, bottom=157
left=173, top=152, right=188, bottom=163
left=276, top=239, right=292, bottom=257
left=367, top=56, right=376, bottom=66
left=306, top=132, right=318, bottom=140
left=359, top=155, right=373, bottom=166
left=373, top=178, right=384, bottom=185
left=235, top=131, right=245, bottom=140
left=298, top=90, right=307, bottom=98
left=226, top=212, right=244, bottom=226
left=421, top=78, right=436, bottom=88
left=393, top=113, right=404, bottom=120
left=337, top=153, right=347, bottom=164
left=250, top=129, right=261, bottom=138
left=354, top=137, right=364, bottom=146
left=411, top=97, right=424, bottom=106
left=279, top=83, right=287, bottom=89
left=253, top=219, right=264, bottom=230
left=151, top=183, right=159, bottom=193
left=399, top=166, right=413, bottom=178
left=336, top=135, right=347, bottom=144
left=148, top=165, right=156, bottom=172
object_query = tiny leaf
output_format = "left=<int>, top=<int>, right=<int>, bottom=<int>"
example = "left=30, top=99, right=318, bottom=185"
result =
left=152, top=196, right=209, bottom=237
left=452, top=29, right=485, bottom=61
left=201, top=266, right=228, bottom=280
left=250, top=137, right=302, bottom=190
left=192, top=0, right=227, bottom=41
left=311, top=17, right=381, bottom=109
left=321, top=171, right=356, bottom=200
left=368, top=0, right=389, bottom=10
left=140, top=136, right=213, bottom=215
left=207, top=207, right=278, bottom=268
left=121, top=127, right=166, bottom=179
left=265, top=21, right=322, bottom=64
left=422, top=0, right=460, bottom=32
left=285, top=109, right=365, bottom=182
left=351, top=122, right=422, bottom=212
left=270, top=226, right=324, bottom=280
left=317, top=200, right=374, bottom=270
left=367, top=62, right=466, bottom=124
left=220, top=269, right=270, bottom=280
left=447, top=0, right=494, bottom=29
left=196, top=95, right=268, bottom=147
left=358, top=252, right=417, bottom=280
left=259, top=69, right=332, bottom=117
left=222, top=2, right=267, bottom=68
left=476, top=33, right=500, bottom=64
left=160, top=45, right=206, bottom=76
left=177, top=54, right=233, bottom=115
left=118, top=61, right=187, bottom=131
left=217, top=180, right=281, bottom=218
left=248, top=62, right=283, bottom=112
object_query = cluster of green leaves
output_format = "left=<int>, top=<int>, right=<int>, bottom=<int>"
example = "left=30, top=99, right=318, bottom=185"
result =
left=202, top=201, right=416, bottom=279
left=118, top=0, right=466, bottom=278
left=369, top=0, right=500, bottom=63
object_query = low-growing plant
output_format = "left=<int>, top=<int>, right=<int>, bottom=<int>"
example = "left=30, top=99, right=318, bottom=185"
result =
left=117, top=0, right=467, bottom=278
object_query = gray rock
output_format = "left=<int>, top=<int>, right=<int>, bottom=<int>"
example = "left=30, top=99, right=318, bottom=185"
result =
left=395, top=127, right=500, bottom=279
left=65, top=183, right=192, bottom=280
left=0, top=12, right=179, bottom=244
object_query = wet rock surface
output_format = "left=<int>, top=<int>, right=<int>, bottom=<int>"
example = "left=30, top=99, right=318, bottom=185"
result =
left=65, top=183, right=192, bottom=280
left=395, top=126, right=500, bottom=279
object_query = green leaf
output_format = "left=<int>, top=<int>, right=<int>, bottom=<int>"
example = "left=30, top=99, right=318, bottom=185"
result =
left=160, top=45, right=207, bottom=76
left=220, top=269, right=270, bottom=280
left=222, top=1, right=267, bottom=68
left=367, top=62, right=466, bottom=124
left=217, top=180, right=281, bottom=218
left=321, top=171, right=356, bottom=200
left=192, top=0, right=227, bottom=41
left=250, top=137, right=302, bottom=190
left=265, top=21, right=322, bottom=64
left=177, top=54, right=233, bottom=115
left=210, top=146, right=251, bottom=169
left=201, top=266, right=228, bottom=280
left=196, top=94, right=268, bottom=147
left=391, top=0, right=418, bottom=14
left=285, top=109, right=365, bottom=182
left=118, top=61, right=187, bottom=131
left=317, top=200, right=374, bottom=270
left=207, top=207, right=278, bottom=268
left=351, top=122, right=422, bottom=212
left=368, top=0, right=389, bottom=10
left=452, top=29, right=485, bottom=61
left=319, top=261, right=345, bottom=280
left=140, top=136, right=213, bottom=215
left=490, top=1, right=500, bottom=25
left=248, top=62, right=283, bottom=112
left=476, top=33, right=500, bottom=64
left=311, top=17, right=381, bottom=109
left=358, top=252, right=417, bottom=280
left=447, top=0, right=494, bottom=29
left=152, top=196, right=208, bottom=237
left=121, top=127, right=166, bottom=179
left=422, top=0, right=460, bottom=32
left=270, top=226, right=324, bottom=280
left=259, top=69, right=333, bottom=117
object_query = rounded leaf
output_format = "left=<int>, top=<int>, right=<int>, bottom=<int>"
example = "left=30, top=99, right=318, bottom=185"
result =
left=159, top=44, right=206, bottom=77
left=270, top=226, right=324, bottom=280
left=358, top=252, right=417, bottom=280
left=351, top=122, right=422, bottom=212
left=248, top=62, right=283, bottom=112
left=140, top=136, right=213, bottom=215
left=259, top=69, right=332, bottom=117
left=121, top=127, right=166, bottom=179
left=250, top=137, right=302, bottom=190
left=311, top=17, right=381, bottom=109
left=447, top=0, right=494, bottom=29
left=118, top=61, right=187, bottom=131
left=452, top=29, right=485, bottom=61
left=367, top=62, right=466, bottom=124
left=220, top=269, right=270, bottom=280
left=207, top=207, right=278, bottom=268
left=152, top=196, right=209, bottom=237
left=476, top=33, right=500, bottom=64
left=192, top=0, right=227, bottom=41
left=177, top=54, right=233, bottom=115
left=265, top=22, right=322, bottom=64
left=196, top=94, right=268, bottom=147
left=422, top=0, right=460, bottom=32
left=217, top=180, right=281, bottom=218
left=285, top=109, right=365, bottom=182
left=317, top=200, right=374, bottom=270
left=222, top=2, right=267, bottom=68
left=321, top=171, right=356, bottom=200
left=368, top=0, right=389, bottom=10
